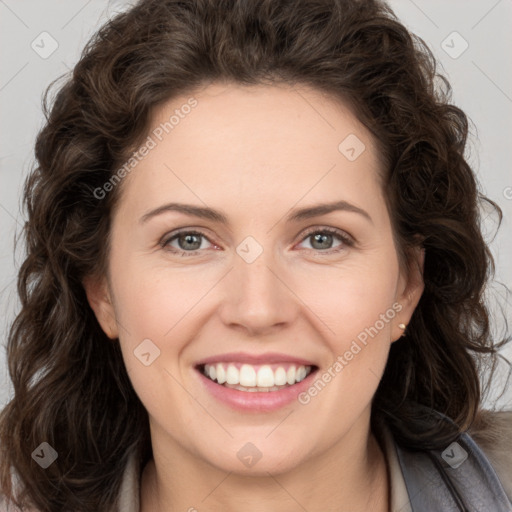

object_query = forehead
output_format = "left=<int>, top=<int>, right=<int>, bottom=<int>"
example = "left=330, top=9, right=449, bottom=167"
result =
left=115, top=82, right=385, bottom=222
left=149, top=81, right=373, bottom=157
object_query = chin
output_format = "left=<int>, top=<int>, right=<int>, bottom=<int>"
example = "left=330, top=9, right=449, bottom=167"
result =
left=201, top=443, right=306, bottom=476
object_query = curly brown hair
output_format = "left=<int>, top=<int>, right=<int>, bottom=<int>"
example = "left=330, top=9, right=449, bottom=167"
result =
left=1, top=0, right=510, bottom=510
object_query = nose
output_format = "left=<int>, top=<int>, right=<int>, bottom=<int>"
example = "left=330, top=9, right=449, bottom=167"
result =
left=218, top=246, right=299, bottom=335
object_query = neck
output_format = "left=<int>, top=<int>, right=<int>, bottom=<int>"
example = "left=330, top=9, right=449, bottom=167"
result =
left=140, top=419, right=389, bottom=512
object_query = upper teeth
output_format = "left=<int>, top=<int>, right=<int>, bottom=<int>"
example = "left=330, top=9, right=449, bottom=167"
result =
left=203, top=363, right=312, bottom=387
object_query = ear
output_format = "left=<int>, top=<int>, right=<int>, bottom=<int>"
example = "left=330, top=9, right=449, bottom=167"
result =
left=392, top=245, right=425, bottom=342
left=82, top=274, right=119, bottom=340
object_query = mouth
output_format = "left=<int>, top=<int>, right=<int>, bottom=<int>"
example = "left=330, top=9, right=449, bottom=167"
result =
left=193, top=352, right=320, bottom=411
left=196, top=362, right=318, bottom=392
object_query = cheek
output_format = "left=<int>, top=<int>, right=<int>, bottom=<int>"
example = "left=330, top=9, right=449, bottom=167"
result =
left=296, top=274, right=397, bottom=428
left=292, top=250, right=400, bottom=411
left=111, top=252, right=206, bottom=339
left=110, top=266, right=202, bottom=427
left=295, top=252, right=400, bottom=343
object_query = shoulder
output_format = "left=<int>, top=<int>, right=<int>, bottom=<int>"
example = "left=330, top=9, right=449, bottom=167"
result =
left=468, top=409, right=512, bottom=500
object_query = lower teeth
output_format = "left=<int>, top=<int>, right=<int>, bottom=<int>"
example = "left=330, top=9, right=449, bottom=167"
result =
left=222, top=382, right=291, bottom=392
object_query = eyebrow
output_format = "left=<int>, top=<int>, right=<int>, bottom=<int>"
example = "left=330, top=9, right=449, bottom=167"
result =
left=139, top=200, right=373, bottom=225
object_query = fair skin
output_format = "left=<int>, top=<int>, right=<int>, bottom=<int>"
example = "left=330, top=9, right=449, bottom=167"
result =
left=84, top=82, right=424, bottom=512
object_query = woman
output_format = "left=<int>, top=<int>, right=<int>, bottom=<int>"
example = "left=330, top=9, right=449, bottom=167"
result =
left=1, top=0, right=511, bottom=511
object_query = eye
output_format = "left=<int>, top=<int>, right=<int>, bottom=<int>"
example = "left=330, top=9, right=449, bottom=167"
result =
left=297, top=227, right=354, bottom=254
left=161, top=230, right=215, bottom=256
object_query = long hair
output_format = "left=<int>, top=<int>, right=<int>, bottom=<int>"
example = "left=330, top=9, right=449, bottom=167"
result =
left=1, top=0, right=509, bottom=510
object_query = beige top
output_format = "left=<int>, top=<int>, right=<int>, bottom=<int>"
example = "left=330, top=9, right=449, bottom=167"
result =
left=116, top=411, right=512, bottom=512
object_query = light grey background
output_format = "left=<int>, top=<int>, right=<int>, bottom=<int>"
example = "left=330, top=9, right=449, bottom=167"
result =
left=1, top=1, right=511, bottom=409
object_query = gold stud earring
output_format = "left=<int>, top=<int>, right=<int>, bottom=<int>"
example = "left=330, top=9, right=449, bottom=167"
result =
left=398, top=323, right=406, bottom=330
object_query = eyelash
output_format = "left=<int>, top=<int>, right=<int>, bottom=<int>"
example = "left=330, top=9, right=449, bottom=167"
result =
left=160, top=227, right=354, bottom=257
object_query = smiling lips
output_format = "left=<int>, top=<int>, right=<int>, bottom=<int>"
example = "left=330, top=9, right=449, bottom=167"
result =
left=195, top=352, right=318, bottom=408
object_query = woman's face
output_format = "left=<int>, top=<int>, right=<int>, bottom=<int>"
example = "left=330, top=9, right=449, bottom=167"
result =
left=86, top=82, right=423, bottom=475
